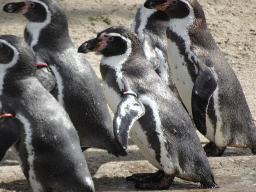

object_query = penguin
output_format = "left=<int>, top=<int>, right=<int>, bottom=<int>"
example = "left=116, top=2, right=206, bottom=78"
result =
left=144, top=0, right=256, bottom=156
left=130, top=5, right=178, bottom=95
left=78, top=26, right=218, bottom=189
left=3, top=0, right=127, bottom=157
left=0, top=35, right=95, bottom=192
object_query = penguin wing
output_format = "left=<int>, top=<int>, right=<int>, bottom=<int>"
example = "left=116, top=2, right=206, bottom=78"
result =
left=192, top=62, right=217, bottom=135
left=113, top=94, right=145, bottom=149
left=36, top=68, right=57, bottom=92
left=0, top=118, right=21, bottom=162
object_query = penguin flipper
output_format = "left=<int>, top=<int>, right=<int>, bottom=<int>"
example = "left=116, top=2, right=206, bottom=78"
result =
left=192, top=63, right=217, bottom=135
left=113, top=94, right=145, bottom=149
left=0, top=118, right=21, bottom=162
left=36, top=68, right=57, bottom=92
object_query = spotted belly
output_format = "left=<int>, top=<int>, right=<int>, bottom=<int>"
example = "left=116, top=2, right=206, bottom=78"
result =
left=129, top=122, right=163, bottom=170
left=167, top=39, right=194, bottom=115
left=167, top=40, right=226, bottom=146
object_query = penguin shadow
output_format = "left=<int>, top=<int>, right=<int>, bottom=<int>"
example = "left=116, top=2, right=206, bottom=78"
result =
left=93, top=176, right=206, bottom=192
left=84, top=138, right=146, bottom=174
left=220, top=147, right=253, bottom=157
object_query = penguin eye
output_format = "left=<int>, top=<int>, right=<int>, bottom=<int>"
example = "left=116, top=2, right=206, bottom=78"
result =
left=108, top=36, right=114, bottom=41
left=171, top=0, right=177, bottom=5
left=30, top=3, right=35, bottom=8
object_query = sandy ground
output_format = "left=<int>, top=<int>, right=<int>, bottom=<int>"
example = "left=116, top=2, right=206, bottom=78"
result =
left=0, top=0, right=256, bottom=191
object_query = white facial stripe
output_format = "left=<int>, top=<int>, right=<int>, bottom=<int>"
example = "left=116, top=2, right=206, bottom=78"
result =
left=101, top=32, right=132, bottom=90
left=25, top=0, right=51, bottom=48
left=50, top=66, right=64, bottom=106
left=0, top=40, right=20, bottom=95
left=16, top=114, right=43, bottom=191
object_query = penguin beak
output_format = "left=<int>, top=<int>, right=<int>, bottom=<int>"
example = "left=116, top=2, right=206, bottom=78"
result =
left=144, top=0, right=165, bottom=9
left=78, top=38, right=103, bottom=53
left=144, top=0, right=175, bottom=11
left=3, top=2, right=31, bottom=14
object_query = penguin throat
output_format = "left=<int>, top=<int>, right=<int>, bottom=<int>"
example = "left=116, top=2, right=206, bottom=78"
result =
left=167, top=6, right=195, bottom=61
left=167, top=4, right=198, bottom=72
left=25, top=2, right=51, bottom=49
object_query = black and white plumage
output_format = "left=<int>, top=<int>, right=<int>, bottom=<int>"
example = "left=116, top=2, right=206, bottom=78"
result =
left=131, top=5, right=178, bottom=95
left=144, top=0, right=256, bottom=156
left=0, top=35, right=95, bottom=192
left=78, top=26, right=218, bottom=189
left=3, top=0, right=126, bottom=156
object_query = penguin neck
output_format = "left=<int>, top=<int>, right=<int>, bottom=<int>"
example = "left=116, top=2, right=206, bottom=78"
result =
left=25, top=2, right=52, bottom=49
left=167, top=8, right=195, bottom=55
left=101, top=42, right=132, bottom=91
left=101, top=55, right=128, bottom=91
left=2, top=76, right=37, bottom=99
left=25, top=11, right=72, bottom=50
left=134, top=6, right=157, bottom=40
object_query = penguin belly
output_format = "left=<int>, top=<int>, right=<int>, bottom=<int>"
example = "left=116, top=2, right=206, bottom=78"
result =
left=129, top=122, right=162, bottom=170
left=167, top=39, right=193, bottom=115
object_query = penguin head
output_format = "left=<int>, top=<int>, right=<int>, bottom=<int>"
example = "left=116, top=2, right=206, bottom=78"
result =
left=3, top=0, right=67, bottom=31
left=0, top=35, right=36, bottom=80
left=144, top=0, right=202, bottom=19
left=78, top=26, right=144, bottom=57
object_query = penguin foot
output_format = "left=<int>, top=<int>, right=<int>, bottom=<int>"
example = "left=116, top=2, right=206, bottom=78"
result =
left=126, top=170, right=165, bottom=183
left=134, top=174, right=175, bottom=189
left=204, top=142, right=227, bottom=157
left=201, top=177, right=219, bottom=189
left=201, top=181, right=219, bottom=189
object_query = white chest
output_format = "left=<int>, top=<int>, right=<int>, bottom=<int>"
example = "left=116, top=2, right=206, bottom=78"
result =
left=167, top=39, right=194, bottom=115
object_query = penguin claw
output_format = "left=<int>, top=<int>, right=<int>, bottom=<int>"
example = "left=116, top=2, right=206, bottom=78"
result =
left=204, top=142, right=227, bottom=157
left=201, top=181, right=219, bottom=189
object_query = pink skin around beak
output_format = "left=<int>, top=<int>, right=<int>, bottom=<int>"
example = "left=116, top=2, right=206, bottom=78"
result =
left=95, top=34, right=113, bottom=52
left=157, top=0, right=177, bottom=11
left=19, top=1, right=34, bottom=14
